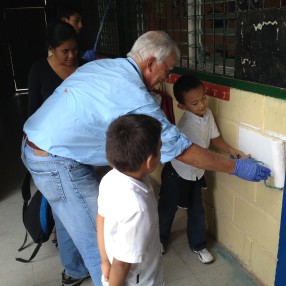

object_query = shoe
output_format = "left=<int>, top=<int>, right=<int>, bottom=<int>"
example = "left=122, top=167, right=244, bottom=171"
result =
left=161, top=243, right=166, bottom=255
left=62, top=271, right=90, bottom=286
left=193, top=248, right=214, bottom=264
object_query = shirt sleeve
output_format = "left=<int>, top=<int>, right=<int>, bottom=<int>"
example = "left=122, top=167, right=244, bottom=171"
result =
left=132, top=102, right=192, bottom=163
left=98, top=174, right=146, bottom=264
left=113, top=210, right=146, bottom=263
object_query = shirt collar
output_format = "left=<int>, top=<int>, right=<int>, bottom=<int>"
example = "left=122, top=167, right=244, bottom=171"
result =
left=126, top=57, right=143, bottom=79
left=114, top=168, right=149, bottom=193
left=185, top=108, right=209, bottom=123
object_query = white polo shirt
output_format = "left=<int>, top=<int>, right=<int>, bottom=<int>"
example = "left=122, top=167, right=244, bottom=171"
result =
left=171, top=108, right=220, bottom=180
left=98, top=169, right=164, bottom=286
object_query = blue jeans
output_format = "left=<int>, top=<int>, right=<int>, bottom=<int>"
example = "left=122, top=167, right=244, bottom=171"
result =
left=21, top=139, right=102, bottom=285
left=158, top=162, right=207, bottom=251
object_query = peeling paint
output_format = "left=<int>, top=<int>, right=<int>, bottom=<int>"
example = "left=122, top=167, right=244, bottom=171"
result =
left=266, top=130, right=286, bottom=141
left=253, top=21, right=278, bottom=31
left=241, top=58, right=256, bottom=67
left=241, top=58, right=249, bottom=65
left=241, top=21, right=244, bottom=40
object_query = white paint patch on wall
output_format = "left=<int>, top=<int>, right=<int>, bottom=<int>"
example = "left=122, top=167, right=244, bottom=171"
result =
left=238, top=127, right=285, bottom=188
left=238, top=127, right=273, bottom=168
left=240, top=122, right=261, bottom=131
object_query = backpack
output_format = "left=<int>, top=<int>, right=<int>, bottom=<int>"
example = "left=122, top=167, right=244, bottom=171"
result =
left=16, top=172, right=55, bottom=263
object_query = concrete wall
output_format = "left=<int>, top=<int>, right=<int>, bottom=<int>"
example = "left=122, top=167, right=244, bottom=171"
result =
left=152, top=82, right=285, bottom=286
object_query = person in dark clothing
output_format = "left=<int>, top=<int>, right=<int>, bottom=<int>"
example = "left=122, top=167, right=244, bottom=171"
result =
left=28, top=21, right=82, bottom=115
left=58, top=3, right=96, bottom=61
left=58, top=3, right=83, bottom=35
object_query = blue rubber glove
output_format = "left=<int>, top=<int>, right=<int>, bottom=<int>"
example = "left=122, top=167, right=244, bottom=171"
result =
left=233, top=158, right=271, bottom=182
left=82, top=49, right=96, bottom=61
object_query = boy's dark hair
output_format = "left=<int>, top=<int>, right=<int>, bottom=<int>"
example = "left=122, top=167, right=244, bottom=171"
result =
left=106, top=114, right=162, bottom=173
left=58, top=3, right=82, bottom=20
left=47, top=21, right=78, bottom=49
left=173, top=75, right=203, bottom=104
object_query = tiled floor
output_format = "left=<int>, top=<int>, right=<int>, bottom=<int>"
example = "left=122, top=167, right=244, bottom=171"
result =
left=0, top=189, right=262, bottom=286
left=0, top=94, right=262, bottom=286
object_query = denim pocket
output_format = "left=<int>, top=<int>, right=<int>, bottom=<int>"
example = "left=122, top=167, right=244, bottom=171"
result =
left=68, top=163, right=99, bottom=197
left=27, top=168, right=65, bottom=202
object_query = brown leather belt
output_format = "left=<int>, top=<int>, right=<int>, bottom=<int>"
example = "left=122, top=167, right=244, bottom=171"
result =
left=23, top=133, right=48, bottom=156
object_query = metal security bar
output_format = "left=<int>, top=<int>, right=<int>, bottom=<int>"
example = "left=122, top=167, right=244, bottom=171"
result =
left=197, top=0, right=237, bottom=76
left=95, top=0, right=120, bottom=57
left=98, top=0, right=286, bottom=77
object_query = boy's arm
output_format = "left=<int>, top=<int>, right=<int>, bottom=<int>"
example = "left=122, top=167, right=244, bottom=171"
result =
left=96, top=214, right=111, bottom=283
left=109, top=258, right=131, bottom=286
left=211, top=136, right=249, bottom=158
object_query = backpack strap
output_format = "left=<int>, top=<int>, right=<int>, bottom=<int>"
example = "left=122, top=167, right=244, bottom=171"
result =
left=16, top=172, right=53, bottom=263
left=21, top=172, right=32, bottom=202
left=16, top=243, right=42, bottom=263
left=17, top=231, right=28, bottom=252
left=17, top=172, right=32, bottom=251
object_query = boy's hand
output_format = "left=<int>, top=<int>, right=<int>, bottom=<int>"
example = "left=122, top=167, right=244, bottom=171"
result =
left=229, top=148, right=250, bottom=159
left=232, top=158, right=271, bottom=182
left=101, top=260, right=111, bottom=283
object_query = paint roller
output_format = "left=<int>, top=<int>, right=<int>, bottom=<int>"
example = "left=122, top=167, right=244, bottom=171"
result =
left=267, top=139, right=285, bottom=190
left=238, top=127, right=285, bottom=190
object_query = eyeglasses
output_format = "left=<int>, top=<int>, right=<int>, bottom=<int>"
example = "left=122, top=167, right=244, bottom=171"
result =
left=161, top=61, right=172, bottom=77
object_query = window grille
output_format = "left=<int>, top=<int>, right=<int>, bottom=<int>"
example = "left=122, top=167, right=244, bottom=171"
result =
left=95, top=0, right=120, bottom=57
left=97, top=0, right=286, bottom=78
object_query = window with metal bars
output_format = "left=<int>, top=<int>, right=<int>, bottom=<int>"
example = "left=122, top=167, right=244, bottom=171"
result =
left=96, top=0, right=286, bottom=81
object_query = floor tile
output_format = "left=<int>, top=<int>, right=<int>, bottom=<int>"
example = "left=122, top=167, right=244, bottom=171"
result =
left=166, top=276, right=203, bottom=286
left=0, top=260, right=35, bottom=286
left=163, top=248, right=194, bottom=282
left=195, top=260, right=262, bottom=286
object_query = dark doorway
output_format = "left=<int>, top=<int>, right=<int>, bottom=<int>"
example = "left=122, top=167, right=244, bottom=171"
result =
left=3, top=7, right=47, bottom=93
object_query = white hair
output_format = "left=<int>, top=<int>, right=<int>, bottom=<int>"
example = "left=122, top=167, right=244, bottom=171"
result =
left=127, top=31, right=180, bottom=63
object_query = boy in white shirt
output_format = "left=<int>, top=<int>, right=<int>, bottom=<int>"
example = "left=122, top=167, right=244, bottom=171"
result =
left=97, top=114, right=164, bottom=286
left=158, top=75, right=248, bottom=263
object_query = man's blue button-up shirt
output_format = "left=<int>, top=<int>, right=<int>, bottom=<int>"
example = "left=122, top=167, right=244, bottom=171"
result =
left=24, top=57, right=191, bottom=165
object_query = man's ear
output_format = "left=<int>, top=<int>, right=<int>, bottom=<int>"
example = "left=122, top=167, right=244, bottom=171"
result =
left=146, top=56, right=156, bottom=72
left=177, top=103, right=186, bottom=110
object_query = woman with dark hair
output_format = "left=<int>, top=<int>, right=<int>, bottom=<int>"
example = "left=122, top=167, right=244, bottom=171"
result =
left=28, top=21, right=83, bottom=115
